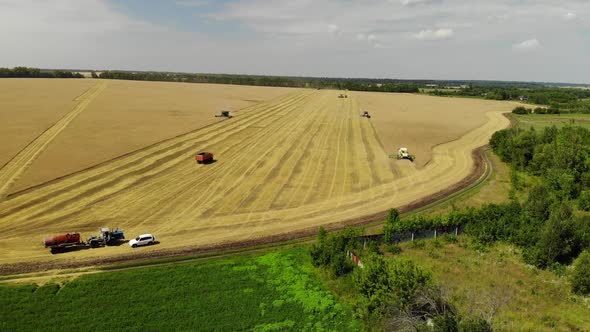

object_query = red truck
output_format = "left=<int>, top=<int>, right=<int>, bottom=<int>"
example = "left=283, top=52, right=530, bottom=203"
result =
left=195, top=152, right=214, bottom=164
left=43, top=233, right=85, bottom=254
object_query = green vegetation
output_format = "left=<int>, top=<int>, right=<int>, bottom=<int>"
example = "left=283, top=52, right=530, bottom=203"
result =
left=0, top=66, right=84, bottom=78
left=430, top=85, right=590, bottom=113
left=0, top=248, right=358, bottom=331
left=512, top=113, right=590, bottom=130
left=571, top=250, right=590, bottom=295
left=511, top=106, right=558, bottom=115
left=310, top=228, right=495, bottom=331
left=397, top=237, right=590, bottom=331
left=98, top=70, right=420, bottom=93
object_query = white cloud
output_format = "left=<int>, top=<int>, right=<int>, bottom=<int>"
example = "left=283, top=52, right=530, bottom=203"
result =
left=356, top=33, right=382, bottom=48
left=175, top=0, right=209, bottom=7
left=327, top=24, right=340, bottom=35
left=400, top=0, right=439, bottom=6
left=564, top=12, right=577, bottom=21
left=413, top=28, right=454, bottom=40
left=512, top=38, right=541, bottom=51
left=1, top=0, right=590, bottom=83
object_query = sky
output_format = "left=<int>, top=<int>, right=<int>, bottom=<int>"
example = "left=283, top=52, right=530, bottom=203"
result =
left=0, top=0, right=589, bottom=83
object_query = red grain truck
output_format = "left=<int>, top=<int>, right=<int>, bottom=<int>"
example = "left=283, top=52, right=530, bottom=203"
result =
left=43, top=233, right=85, bottom=254
left=195, top=152, right=214, bottom=164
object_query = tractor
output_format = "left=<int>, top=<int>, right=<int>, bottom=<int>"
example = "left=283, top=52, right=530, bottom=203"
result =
left=87, top=227, right=125, bottom=248
left=361, top=111, right=371, bottom=118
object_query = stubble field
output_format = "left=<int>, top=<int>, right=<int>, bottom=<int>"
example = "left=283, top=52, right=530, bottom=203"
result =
left=0, top=79, right=516, bottom=269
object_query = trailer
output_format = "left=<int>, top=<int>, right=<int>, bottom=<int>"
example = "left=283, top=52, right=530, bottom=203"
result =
left=195, top=152, right=214, bottom=164
left=43, top=233, right=86, bottom=254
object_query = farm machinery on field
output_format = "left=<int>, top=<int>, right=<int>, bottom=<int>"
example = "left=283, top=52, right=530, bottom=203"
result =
left=215, top=110, right=233, bottom=118
left=361, top=111, right=371, bottom=118
left=392, top=147, right=415, bottom=162
left=87, top=227, right=125, bottom=248
left=43, top=227, right=125, bottom=253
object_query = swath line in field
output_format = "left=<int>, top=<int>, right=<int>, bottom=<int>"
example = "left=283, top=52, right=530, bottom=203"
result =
left=0, top=81, right=108, bottom=200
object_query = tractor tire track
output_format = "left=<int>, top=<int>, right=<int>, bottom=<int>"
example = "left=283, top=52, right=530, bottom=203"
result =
left=0, top=82, right=108, bottom=200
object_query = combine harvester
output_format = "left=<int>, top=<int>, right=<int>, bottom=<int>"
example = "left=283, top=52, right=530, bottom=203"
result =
left=215, top=110, right=233, bottom=118
left=395, top=147, right=415, bottom=162
left=361, top=111, right=371, bottom=118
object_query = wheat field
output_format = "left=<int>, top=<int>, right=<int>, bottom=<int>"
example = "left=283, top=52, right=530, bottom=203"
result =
left=0, top=80, right=515, bottom=265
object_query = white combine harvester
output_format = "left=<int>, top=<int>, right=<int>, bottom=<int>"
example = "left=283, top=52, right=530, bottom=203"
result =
left=396, top=147, right=415, bottom=162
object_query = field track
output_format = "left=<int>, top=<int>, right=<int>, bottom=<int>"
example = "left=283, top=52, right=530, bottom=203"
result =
left=0, top=81, right=107, bottom=199
left=0, top=89, right=510, bottom=267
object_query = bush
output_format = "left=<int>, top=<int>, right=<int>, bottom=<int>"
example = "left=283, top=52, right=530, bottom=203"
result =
left=570, top=250, right=590, bottom=295
left=442, top=234, right=458, bottom=244
left=459, top=318, right=492, bottom=332
left=387, top=244, right=402, bottom=255
left=512, top=106, right=530, bottom=114
left=383, top=208, right=401, bottom=243
left=533, top=107, right=547, bottom=114
left=578, top=190, right=590, bottom=211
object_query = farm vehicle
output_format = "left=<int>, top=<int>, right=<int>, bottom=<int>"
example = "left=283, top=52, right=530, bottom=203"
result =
left=395, top=147, right=415, bottom=162
left=215, top=110, right=233, bottom=118
left=87, top=227, right=125, bottom=248
left=338, top=94, right=348, bottom=98
left=361, top=111, right=371, bottom=118
left=43, top=233, right=86, bottom=254
left=43, top=227, right=125, bottom=253
left=195, top=152, right=214, bottom=164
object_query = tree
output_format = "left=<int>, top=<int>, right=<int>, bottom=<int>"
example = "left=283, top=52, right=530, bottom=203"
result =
left=384, top=208, right=401, bottom=243
left=571, top=250, right=590, bottom=295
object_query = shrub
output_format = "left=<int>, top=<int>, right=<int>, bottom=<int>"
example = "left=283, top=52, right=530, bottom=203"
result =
left=533, top=107, right=547, bottom=114
left=570, top=250, right=590, bottom=295
left=578, top=190, right=590, bottom=211
left=383, top=208, right=401, bottom=243
left=442, top=234, right=458, bottom=244
left=459, top=318, right=492, bottom=332
left=512, top=106, right=530, bottom=114
left=387, top=244, right=402, bottom=255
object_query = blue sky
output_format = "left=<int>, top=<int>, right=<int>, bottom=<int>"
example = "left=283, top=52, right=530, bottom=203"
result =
left=1, top=0, right=589, bottom=83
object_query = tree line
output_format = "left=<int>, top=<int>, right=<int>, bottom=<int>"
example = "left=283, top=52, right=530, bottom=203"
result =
left=430, top=85, right=590, bottom=113
left=0, top=67, right=84, bottom=78
left=98, top=70, right=420, bottom=93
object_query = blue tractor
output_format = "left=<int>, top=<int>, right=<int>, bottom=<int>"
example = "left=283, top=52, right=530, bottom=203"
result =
left=88, top=227, right=125, bottom=248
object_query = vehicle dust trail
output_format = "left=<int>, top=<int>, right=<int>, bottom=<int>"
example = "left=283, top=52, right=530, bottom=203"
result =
left=0, top=81, right=108, bottom=200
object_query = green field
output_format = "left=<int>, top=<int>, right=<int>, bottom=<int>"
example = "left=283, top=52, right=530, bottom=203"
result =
left=512, top=113, right=590, bottom=130
left=0, top=248, right=358, bottom=331
left=396, top=237, right=590, bottom=331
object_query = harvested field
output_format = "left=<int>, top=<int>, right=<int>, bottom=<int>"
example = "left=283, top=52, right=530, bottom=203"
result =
left=0, top=81, right=515, bottom=268
left=7, top=79, right=300, bottom=192
left=355, top=91, right=520, bottom=168
left=0, top=79, right=96, bottom=168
